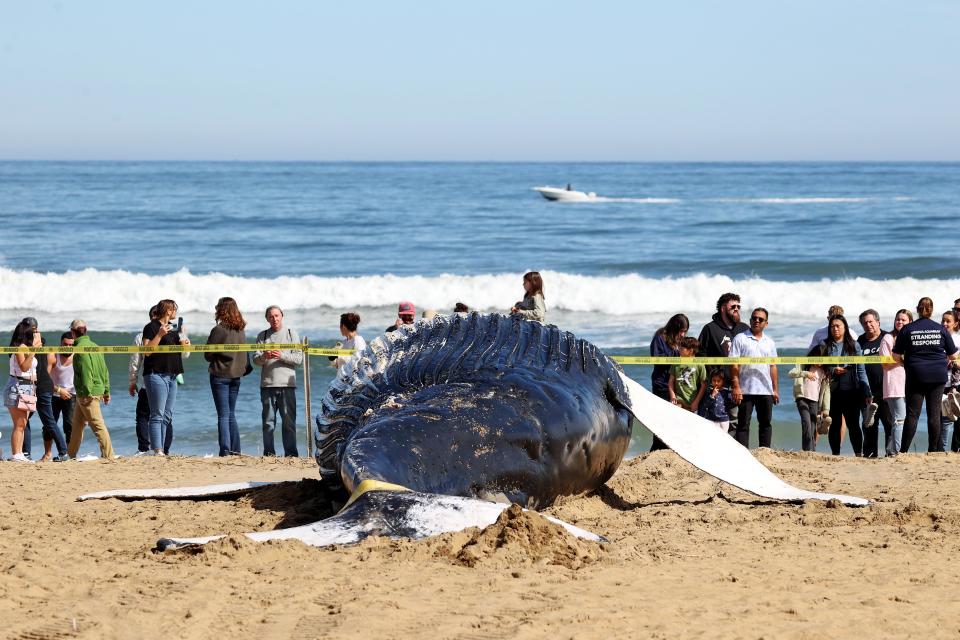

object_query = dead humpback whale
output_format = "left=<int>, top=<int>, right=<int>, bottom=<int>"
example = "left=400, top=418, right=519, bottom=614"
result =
left=79, top=313, right=867, bottom=549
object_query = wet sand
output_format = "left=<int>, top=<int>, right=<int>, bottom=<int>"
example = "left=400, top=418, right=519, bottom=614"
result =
left=1, top=450, right=957, bottom=639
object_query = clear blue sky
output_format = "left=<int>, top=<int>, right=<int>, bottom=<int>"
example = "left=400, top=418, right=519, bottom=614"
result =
left=1, top=1, right=957, bottom=160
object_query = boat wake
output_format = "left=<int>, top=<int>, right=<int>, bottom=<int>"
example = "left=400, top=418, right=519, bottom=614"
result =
left=592, top=197, right=681, bottom=204
left=533, top=187, right=915, bottom=205
left=542, top=195, right=915, bottom=205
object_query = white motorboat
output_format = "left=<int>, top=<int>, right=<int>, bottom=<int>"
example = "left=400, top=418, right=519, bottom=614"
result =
left=532, top=186, right=597, bottom=202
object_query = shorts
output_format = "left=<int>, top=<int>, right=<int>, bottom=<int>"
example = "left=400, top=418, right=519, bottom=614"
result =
left=3, top=378, right=35, bottom=409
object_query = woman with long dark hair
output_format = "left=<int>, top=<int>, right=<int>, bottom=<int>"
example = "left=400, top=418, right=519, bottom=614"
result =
left=822, top=314, right=873, bottom=456
left=648, top=313, right=689, bottom=451
left=511, top=271, right=546, bottom=322
left=880, top=309, right=912, bottom=455
left=4, top=318, right=41, bottom=461
left=205, top=297, right=247, bottom=456
left=34, top=332, right=70, bottom=462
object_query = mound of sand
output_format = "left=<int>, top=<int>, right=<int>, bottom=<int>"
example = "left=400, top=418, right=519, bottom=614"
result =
left=450, top=504, right=605, bottom=569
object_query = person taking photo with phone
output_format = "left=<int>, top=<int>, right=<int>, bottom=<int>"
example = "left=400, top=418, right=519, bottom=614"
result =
left=142, top=299, right=190, bottom=456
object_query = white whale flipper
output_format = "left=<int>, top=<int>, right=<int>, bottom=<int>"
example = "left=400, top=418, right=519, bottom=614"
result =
left=77, top=481, right=278, bottom=502
left=156, top=490, right=604, bottom=551
left=619, top=373, right=868, bottom=506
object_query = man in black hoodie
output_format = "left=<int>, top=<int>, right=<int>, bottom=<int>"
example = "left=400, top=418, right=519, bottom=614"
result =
left=697, top=293, right=750, bottom=359
left=697, top=293, right=750, bottom=433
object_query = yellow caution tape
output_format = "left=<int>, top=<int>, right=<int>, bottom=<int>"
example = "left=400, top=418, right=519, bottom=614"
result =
left=613, top=355, right=896, bottom=365
left=0, top=344, right=897, bottom=364
left=0, top=343, right=303, bottom=355
left=306, top=348, right=356, bottom=357
left=301, top=350, right=895, bottom=365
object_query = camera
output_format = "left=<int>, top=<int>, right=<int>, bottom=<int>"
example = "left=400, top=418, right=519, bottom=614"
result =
left=328, top=340, right=344, bottom=361
left=166, top=317, right=183, bottom=333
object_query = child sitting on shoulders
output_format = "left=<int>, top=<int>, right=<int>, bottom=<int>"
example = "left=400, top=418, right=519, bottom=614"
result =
left=698, top=368, right=734, bottom=431
left=788, top=346, right=830, bottom=452
left=669, top=337, right=707, bottom=413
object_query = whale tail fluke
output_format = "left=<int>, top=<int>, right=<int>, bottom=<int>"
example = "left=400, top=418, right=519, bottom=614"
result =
left=155, top=490, right=604, bottom=552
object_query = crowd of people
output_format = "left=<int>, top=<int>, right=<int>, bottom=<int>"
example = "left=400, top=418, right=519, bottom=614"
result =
left=11, top=273, right=957, bottom=462
left=2, top=273, right=546, bottom=461
left=651, top=293, right=960, bottom=457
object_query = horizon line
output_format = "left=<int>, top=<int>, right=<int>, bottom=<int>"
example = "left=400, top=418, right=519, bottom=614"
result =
left=1, top=158, right=959, bottom=164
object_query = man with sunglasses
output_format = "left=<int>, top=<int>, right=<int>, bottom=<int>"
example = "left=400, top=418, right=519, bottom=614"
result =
left=696, top=293, right=750, bottom=360
left=730, top=308, right=779, bottom=448
left=696, top=293, right=750, bottom=433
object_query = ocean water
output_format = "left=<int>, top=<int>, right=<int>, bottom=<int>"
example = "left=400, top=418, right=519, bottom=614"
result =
left=1, top=161, right=957, bottom=457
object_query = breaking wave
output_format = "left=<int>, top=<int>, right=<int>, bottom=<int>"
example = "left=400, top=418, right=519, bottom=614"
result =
left=1, top=267, right=956, bottom=321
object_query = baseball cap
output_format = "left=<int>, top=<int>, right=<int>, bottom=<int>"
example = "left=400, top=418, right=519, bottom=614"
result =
left=70, top=319, right=87, bottom=330
left=398, top=301, right=415, bottom=316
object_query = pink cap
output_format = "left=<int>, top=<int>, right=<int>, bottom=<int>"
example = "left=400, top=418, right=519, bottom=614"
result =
left=398, top=301, right=415, bottom=316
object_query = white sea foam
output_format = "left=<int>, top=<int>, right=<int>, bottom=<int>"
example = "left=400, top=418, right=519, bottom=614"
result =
left=591, top=197, right=682, bottom=204
left=1, top=267, right=956, bottom=322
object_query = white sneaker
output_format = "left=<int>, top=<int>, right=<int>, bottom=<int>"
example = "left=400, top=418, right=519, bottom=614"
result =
left=10, top=453, right=33, bottom=463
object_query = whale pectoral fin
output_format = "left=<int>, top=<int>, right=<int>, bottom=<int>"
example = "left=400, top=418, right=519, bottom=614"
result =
left=155, top=490, right=605, bottom=552
left=77, top=481, right=279, bottom=502
left=619, top=373, right=869, bottom=507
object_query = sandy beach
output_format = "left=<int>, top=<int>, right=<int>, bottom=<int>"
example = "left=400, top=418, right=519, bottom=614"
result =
left=1, top=450, right=957, bottom=639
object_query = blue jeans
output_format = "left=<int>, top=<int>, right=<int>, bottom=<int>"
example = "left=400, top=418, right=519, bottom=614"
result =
left=36, top=392, right=68, bottom=457
left=941, top=417, right=954, bottom=452
left=210, top=375, right=241, bottom=456
left=261, top=386, right=298, bottom=457
left=886, top=397, right=905, bottom=456
left=53, top=395, right=75, bottom=446
left=144, top=372, right=177, bottom=453
left=135, top=387, right=151, bottom=452
left=22, top=418, right=32, bottom=457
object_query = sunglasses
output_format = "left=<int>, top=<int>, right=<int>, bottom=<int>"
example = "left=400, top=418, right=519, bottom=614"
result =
left=729, top=305, right=741, bottom=310
left=750, top=316, right=767, bottom=323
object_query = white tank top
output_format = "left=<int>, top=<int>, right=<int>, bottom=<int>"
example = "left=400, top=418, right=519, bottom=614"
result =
left=9, top=354, right=37, bottom=379
left=51, top=356, right=75, bottom=394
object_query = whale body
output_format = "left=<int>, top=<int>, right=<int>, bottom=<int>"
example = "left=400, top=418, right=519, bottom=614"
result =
left=79, top=313, right=868, bottom=550
left=316, top=312, right=633, bottom=509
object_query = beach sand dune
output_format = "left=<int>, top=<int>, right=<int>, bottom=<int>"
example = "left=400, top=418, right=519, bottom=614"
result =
left=2, top=451, right=958, bottom=639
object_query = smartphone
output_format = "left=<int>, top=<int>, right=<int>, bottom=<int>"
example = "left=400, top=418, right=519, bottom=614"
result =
left=168, top=317, right=183, bottom=333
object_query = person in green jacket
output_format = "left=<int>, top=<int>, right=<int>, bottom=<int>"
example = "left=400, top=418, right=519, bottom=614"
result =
left=66, top=319, right=115, bottom=459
